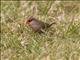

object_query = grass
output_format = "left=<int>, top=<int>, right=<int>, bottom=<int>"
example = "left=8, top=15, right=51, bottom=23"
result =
left=1, top=1, right=80, bottom=60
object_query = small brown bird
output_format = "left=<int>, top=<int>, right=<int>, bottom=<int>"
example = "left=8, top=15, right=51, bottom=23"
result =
left=26, top=17, right=55, bottom=33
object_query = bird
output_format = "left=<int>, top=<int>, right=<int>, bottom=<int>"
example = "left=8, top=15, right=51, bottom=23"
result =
left=26, top=17, right=55, bottom=33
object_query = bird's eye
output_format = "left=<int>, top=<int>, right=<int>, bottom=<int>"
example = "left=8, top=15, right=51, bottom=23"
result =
left=28, top=20, right=32, bottom=22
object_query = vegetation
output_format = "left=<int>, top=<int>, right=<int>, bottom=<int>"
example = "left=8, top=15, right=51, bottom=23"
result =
left=1, top=1, right=80, bottom=60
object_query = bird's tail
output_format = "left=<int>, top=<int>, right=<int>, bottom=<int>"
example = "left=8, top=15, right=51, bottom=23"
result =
left=48, top=22, right=56, bottom=27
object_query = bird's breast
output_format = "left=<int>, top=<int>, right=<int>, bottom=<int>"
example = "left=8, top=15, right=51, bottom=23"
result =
left=29, top=21, right=42, bottom=31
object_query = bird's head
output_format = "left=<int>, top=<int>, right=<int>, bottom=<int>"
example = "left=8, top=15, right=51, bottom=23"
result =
left=26, top=17, right=35, bottom=24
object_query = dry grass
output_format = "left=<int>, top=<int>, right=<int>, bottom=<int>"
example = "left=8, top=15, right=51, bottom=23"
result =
left=1, top=1, right=80, bottom=60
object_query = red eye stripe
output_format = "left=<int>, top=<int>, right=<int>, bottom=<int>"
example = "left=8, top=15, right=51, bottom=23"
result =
left=28, top=20, right=32, bottom=22
left=26, top=19, right=32, bottom=24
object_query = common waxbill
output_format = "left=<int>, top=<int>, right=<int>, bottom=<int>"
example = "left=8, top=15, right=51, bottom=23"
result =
left=26, top=17, right=55, bottom=33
